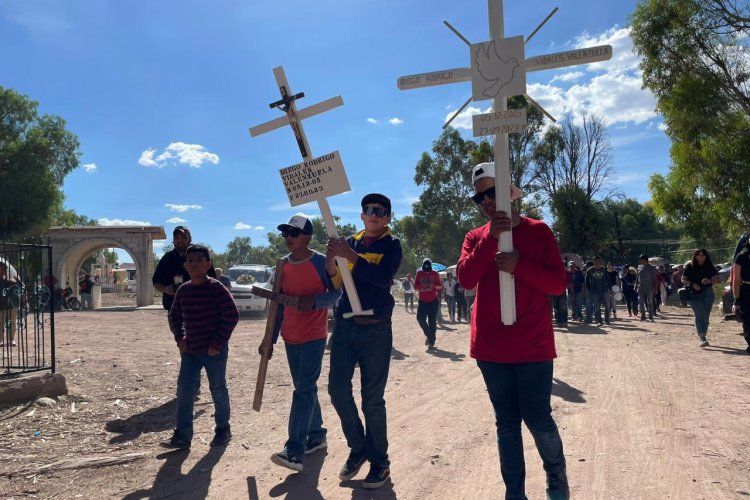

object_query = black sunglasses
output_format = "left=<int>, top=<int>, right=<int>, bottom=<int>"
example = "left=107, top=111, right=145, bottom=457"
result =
left=471, top=186, right=496, bottom=204
left=281, top=228, right=302, bottom=238
left=363, top=205, right=389, bottom=217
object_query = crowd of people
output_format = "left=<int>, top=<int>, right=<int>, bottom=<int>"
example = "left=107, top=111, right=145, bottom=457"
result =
left=140, top=162, right=749, bottom=500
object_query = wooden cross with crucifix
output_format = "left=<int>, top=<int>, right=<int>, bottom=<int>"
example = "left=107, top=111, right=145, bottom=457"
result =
left=397, top=0, right=612, bottom=325
left=249, top=66, right=373, bottom=319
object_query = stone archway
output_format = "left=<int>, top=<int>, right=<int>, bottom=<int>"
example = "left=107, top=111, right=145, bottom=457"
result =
left=45, top=226, right=166, bottom=307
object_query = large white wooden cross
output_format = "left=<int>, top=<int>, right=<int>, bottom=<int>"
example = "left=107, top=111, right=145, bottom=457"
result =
left=249, top=66, right=373, bottom=318
left=397, top=1, right=612, bottom=325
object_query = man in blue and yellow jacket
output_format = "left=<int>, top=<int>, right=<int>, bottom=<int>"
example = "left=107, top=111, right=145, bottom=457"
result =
left=326, top=193, right=402, bottom=490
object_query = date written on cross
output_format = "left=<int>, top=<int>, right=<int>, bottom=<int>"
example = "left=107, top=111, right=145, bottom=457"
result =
left=279, top=150, right=350, bottom=207
left=472, top=109, right=527, bottom=137
left=397, top=45, right=612, bottom=90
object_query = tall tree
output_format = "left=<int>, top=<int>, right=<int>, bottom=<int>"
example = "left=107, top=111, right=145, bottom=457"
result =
left=0, top=87, right=81, bottom=240
left=410, top=128, right=491, bottom=265
left=631, top=0, right=750, bottom=236
left=225, top=236, right=254, bottom=267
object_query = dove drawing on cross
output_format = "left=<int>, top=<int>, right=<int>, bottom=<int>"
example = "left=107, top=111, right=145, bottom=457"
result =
left=474, top=40, right=520, bottom=98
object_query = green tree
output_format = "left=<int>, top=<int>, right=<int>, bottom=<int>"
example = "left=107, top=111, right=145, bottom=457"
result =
left=0, top=87, right=81, bottom=240
left=225, top=237, right=254, bottom=267
left=409, top=128, right=491, bottom=265
left=631, top=0, right=750, bottom=236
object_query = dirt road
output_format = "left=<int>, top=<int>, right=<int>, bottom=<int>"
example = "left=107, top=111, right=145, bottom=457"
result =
left=1, top=301, right=749, bottom=499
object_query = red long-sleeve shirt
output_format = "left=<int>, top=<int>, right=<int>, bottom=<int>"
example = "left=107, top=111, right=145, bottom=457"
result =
left=169, top=278, right=240, bottom=355
left=457, top=217, right=566, bottom=363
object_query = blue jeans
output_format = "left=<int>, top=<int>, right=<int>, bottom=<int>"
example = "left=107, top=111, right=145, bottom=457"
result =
left=688, top=289, right=715, bottom=339
left=416, top=300, right=439, bottom=344
left=175, top=345, right=230, bottom=441
left=477, top=360, right=568, bottom=500
left=550, top=293, right=567, bottom=324
left=569, top=293, right=582, bottom=320
left=284, top=338, right=327, bottom=460
left=328, top=319, right=392, bottom=468
left=81, top=293, right=93, bottom=309
left=445, top=295, right=456, bottom=320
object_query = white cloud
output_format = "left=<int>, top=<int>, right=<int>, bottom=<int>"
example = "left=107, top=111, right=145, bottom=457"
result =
left=254, top=225, right=265, bottom=231
left=97, top=218, right=151, bottom=226
left=234, top=222, right=252, bottom=230
left=138, top=142, right=220, bottom=168
left=367, top=118, right=379, bottom=124
left=165, top=203, right=202, bottom=213
left=166, top=217, right=186, bottom=224
left=82, top=163, right=97, bottom=173
left=550, top=71, right=584, bottom=83
left=525, top=27, right=657, bottom=127
left=388, top=117, right=404, bottom=125
left=444, top=105, right=492, bottom=130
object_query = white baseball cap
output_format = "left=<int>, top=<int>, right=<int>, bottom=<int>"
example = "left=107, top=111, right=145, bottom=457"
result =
left=277, top=213, right=314, bottom=235
left=472, top=162, right=523, bottom=201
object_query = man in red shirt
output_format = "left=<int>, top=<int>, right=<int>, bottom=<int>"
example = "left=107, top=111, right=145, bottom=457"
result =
left=414, top=258, right=443, bottom=351
left=457, top=162, right=569, bottom=500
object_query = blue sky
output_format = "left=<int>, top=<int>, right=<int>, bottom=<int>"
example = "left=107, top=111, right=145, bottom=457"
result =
left=1, top=0, right=669, bottom=262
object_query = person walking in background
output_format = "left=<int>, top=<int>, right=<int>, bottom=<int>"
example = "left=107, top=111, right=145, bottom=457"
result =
left=0, top=261, right=20, bottom=348
left=605, top=262, right=620, bottom=319
left=622, top=266, right=638, bottom=317
left=454, top=280, right=468, bottom=322
left=731, top=238, right=750, bottom=355
left=682, top=249, right=720, bottom=347
left=550, top=261, right=568, bottom=327
left=637, top=254, right=658, bottom=322
left=415, top=258, right=443, bottom=350
left=585, top=257, right=611, bottom=326
left=79, top=274, right=95, bottom=310
left=215, top=268, right=232, bottom=290
left=566, top=262, right=584, bottom=322
left=402, top=273, right=415, bottom=312
left=457, top=162, right=569, bottom=500
left=443, top=273, right=457, bottom=322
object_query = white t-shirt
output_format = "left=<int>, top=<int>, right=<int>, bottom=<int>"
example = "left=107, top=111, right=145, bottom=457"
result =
left=443, top=279, right=455, bottom=296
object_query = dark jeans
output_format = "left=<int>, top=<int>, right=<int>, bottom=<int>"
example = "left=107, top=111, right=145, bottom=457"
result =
left=328, top=319, right=392, bottom=467
left=477, top=360, right=568, bottom=500
left=739, top=286, right=750, bottom=347
left=175, top=344, right=230, bottom=441
left=568, top=292, right=582, bottom=320
left=624, top=288, right=637, bottom=314
left=688, top=289, right=714, bottom=339
left=416, top=299, right=439, bottom=345
left=456, top=293, right=468, bottom=321
left=638, top=289, right=655, bottom=319
left=404, top=293, right=414, bottom=310
left=586, top=292, right=609, bottom=323
left=550, top=293, right=567, bottom=324
left=285, top=338, right=327, bottom=460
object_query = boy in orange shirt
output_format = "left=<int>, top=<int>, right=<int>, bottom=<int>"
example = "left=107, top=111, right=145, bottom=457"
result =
left=260, top=214, right=341, bottom=472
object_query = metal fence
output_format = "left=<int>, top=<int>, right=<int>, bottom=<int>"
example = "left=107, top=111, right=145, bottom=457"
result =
left=0, top=242, right=56, bottom=377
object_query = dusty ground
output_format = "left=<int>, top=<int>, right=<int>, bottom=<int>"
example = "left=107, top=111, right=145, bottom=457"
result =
left=1, top=295, right=749, bottom=500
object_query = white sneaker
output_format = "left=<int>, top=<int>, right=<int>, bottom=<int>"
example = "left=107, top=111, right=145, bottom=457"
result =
left=699, top=340, right=709, bottom=348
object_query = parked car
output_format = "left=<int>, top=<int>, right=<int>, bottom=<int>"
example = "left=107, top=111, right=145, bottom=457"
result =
left=226, top=264, right=273, bottom=313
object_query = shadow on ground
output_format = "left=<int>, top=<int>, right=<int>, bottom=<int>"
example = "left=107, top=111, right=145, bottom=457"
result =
left=552, top=378, right=586, bottom=403
left=123, top=445, right=227, bottom=499
left=106, top=398, right=206, bottom=444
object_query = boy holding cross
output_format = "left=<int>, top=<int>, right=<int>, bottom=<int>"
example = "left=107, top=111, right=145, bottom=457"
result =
left=457, top=163, right=570, bottom=500
left=326, top=193, right=402, bottom=490
left=260, top=214, right=342, bottom=473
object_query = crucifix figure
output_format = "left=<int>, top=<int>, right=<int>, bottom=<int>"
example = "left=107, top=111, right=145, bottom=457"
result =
left=397, top=0, right=612, bottom=325
left=250, top=66, right=373, bottom=319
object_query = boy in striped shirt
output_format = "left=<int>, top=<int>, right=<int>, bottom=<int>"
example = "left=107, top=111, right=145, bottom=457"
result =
left=163, top=245, right=240, bottom=450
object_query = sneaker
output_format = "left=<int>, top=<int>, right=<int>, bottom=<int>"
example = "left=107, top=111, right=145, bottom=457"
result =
left=605, top=320, right=611, bottom=325
left=304, top=439, right=327, bottom=455
left=210, top=425, right=231, bottom=446
left=160, top=430, right=191, bottom=450
left=338, top=451, right=367, bottom=480
left=271, top=449, right=303, bottom=472
left=362, top=464, right=390, bottom=490
left=699, top=340, right=709, bottom=348
left=546, top=475, right=570, bottom=500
